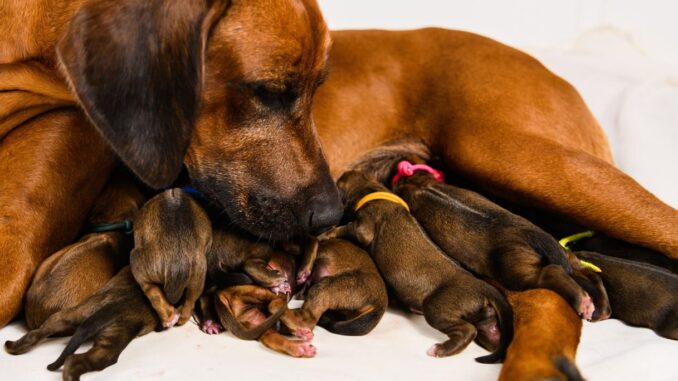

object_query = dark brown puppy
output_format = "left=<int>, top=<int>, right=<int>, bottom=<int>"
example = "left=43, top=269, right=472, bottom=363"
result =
left=576, top=251, right=678, bottom=340
left=4, top=267, right=159, bottom=381
left=281, top=238, right=388, bottom=340
left=392, top=169, right=606, bottom=321
left=499, top=289, right=585, bottom=381
left=323, top=171, right=513, bottom=363
left=131, top=189, right=211, bottom=328
left=24, top=169, right=145, bottom=329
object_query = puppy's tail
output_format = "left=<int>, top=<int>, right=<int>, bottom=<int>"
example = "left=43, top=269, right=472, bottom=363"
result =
left=164, top=268, right=191, bottom=305
left=215, top=296, right=286, bottom=341
left=475, top=288, right=514, bottom=364
left=47, top=303, right=120, bottom=371
left=319, top=304, right=386, bottom=336
left=554, top=356, right=586, bottom=381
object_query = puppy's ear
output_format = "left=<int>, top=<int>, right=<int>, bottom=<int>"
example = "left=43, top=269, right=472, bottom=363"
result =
left=57, top=0, right=229, bottom=188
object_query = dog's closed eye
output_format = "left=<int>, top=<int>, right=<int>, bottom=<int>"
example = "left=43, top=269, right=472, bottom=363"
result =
left=250, top=81, right=299, bottom=110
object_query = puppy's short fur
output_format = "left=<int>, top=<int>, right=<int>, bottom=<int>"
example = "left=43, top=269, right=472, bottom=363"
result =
left=499, top=289, right=585, bottom=381
left=131, top=189, right=211, bottom=328
left=281, top=238, right=388, bottom=339
left=323, top=171, right=513, bottom=363
left=25, top=170, right=145, bottom=329
left=5, top=267, right=159, bottom=381
left=576, top=251, right=678, bottom=340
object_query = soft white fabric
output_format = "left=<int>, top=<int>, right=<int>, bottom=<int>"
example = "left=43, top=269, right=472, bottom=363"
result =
left=2, top=11, right=678, bottom=381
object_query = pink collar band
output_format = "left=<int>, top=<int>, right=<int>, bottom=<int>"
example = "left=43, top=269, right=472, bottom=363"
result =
left=391, top=160, right=445, bottom=186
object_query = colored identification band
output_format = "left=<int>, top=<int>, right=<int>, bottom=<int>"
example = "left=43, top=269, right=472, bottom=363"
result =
left=558, top=230, right=596, bottom=251
left=391, top=160, right=445, bottom=186
left=355, top=192, right=410, bottom=212
left=89, top=220, right=133, bottom=235
left=579, top=260, right=602, bottom=273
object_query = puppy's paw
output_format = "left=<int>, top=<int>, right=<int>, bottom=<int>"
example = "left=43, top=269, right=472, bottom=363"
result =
left=200, top=320, right=224, bottom=335
left=271, top=279, right=292, bottom=295
left=289, top=341, right=317, bottom=358
left=163, top=312, right=180, bottom=329
left=578, top=293, right=595, bottom=321
left=292, top=327, right=314, bottom=341
left=296, top=270, right=311, bottom=285
left=427, top=344, right=442, bottom=357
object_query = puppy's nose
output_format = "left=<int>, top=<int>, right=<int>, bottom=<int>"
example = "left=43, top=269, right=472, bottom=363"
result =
left=306, top=187, right=343, bottom=235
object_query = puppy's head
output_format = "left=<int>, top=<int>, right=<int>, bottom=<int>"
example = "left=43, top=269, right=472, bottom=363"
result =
left=57, top=0, right=341, bottom=239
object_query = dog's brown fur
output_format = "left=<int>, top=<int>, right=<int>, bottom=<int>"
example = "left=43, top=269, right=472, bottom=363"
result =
left=323, top=171, right=513, bottom=363
left=576, top=251, right=678, bottom=340
left=499, top=289, right=584, bottom=381
left=1, top=2, right=677, bottom=330
left=4, top=267, right=159, bottom=381
left=281, top=238, right=388, bottom=339
left=24, top=170, right=145, bottom=329
left=131, top=189, right=211, bottom=328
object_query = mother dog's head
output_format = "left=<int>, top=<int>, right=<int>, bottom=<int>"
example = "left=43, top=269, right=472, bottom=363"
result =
left=56, top=0, right=341, bottom=238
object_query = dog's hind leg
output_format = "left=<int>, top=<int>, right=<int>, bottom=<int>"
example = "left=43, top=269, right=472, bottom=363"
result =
left=177, top=269, right=206, bottom=326
left=0, top=110, right=115, bottom=327
left=422, top=286, right=477, bottom=358
left=496, top=246, right=593, bottom=320
left=59, top=322, right=139, bottom=381
left=258, top=329, right=316, bottom=358
left=140, top=283, right=178, bottom=328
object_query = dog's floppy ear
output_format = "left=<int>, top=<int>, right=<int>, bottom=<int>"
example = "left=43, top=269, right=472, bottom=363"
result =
left=57, top=0, right=229, bottom=188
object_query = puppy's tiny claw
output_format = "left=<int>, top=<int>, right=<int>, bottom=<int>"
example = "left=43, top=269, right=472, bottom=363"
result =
left=294, top=342, right=317, bottom=358
left=164, top=312, right=180, bottom=328
left=427, top=344, right=441, bottom=357
left=200, top=320, right=224, bottom=335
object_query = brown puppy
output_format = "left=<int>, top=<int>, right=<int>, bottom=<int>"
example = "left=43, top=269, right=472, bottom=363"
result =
left=499, top=289, right=584, bottom=381
left=281, top=238, right=388, bottom=339
left=576, top=251, right=678, bottom=340
left=131, top=189, right=211, bottom=328
left=24, top=169, right=145, bottom=329
left=4, top=267, right=159, bottom=381
left=390, top=165, right=605, bottom=321
left=323, top=171, right=513, bottom=363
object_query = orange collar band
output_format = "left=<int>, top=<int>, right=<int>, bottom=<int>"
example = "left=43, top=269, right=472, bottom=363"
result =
left=354, top=192, right=410, bottom=212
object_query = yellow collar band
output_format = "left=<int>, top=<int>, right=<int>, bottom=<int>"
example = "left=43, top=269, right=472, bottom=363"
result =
left=354, top=192, right=410, bottom=212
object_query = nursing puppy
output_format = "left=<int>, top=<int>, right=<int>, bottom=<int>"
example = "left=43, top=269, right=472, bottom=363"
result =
left=5, top=267, right=159, bottom=381
left=323, top=171, right=513, bottom=362
left=352, top=142, right=605, bottom=321
left=25, top=170, right=145, bottom=329
left=281, top=238, right=388, bottom=339
left=131, top=189, right=211, bottom=328
left=499, top=289, right=585, bottom=381
left=576, top=251, right=678, bottom=340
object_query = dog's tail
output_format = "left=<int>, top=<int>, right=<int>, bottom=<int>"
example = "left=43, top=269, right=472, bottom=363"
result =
left=319, top=304, right=386, bottom=336
left=475, top=288, right=514, bottom=364
left=215, top=295, right=286, bottom=341
left=163, top=266, right=192, bottom=305
left=46, top=303, right=120, bottom=371
left=348, top=139, right=432, bottom=184
left=554, top=356, right=586, bottom=381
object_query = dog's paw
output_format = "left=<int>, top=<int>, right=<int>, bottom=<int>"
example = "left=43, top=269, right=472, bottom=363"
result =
left=289, top=341, right=317, bottom=358
left=163, top=312, right=180, bottom=329
left=292, top=327, right=314, bottom=341
left=427, top=344, right=442, bottom=357
left=200, top=319, right=224, bottom=335
left=296, top=270, right=311, bottom=285
left=578, top=293, right=595, bottom=321
left=271, top=279, right=292, bottom=295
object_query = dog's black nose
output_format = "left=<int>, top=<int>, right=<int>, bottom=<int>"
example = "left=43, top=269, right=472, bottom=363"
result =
left=307, top=188, right=343, bottom=235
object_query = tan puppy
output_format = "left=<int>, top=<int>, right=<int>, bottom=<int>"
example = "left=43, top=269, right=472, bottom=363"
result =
left=499, top=289, right=584, bottom=381
left=5, top=267, right=159, bottom=381
left=24, top=169, right=145, bottom=329
left=281, top=239, right=388, bottom=339
left=131, top=189, right=211, bottom=328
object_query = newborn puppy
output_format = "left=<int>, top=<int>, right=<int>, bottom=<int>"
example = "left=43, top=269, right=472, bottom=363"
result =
left=393, top=169, right=606, bottom=321
left=499, top=289, right=585, bottom=381
left=323, top=171, right=513, bottom=363
left=25, top=170, right=145, bottom=329
left=5, top=267, right=159, bottom=381
left=131, top=189, right=211, bottom=328
left=576, top=251, right=678, bottom=340
left=207, top=222, right=292, bottom=295
left=281, top=238, right=388, bottom=339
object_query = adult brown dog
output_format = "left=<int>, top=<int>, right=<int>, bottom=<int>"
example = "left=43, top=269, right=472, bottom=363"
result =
left=1, top=1, right=677, bottom=330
